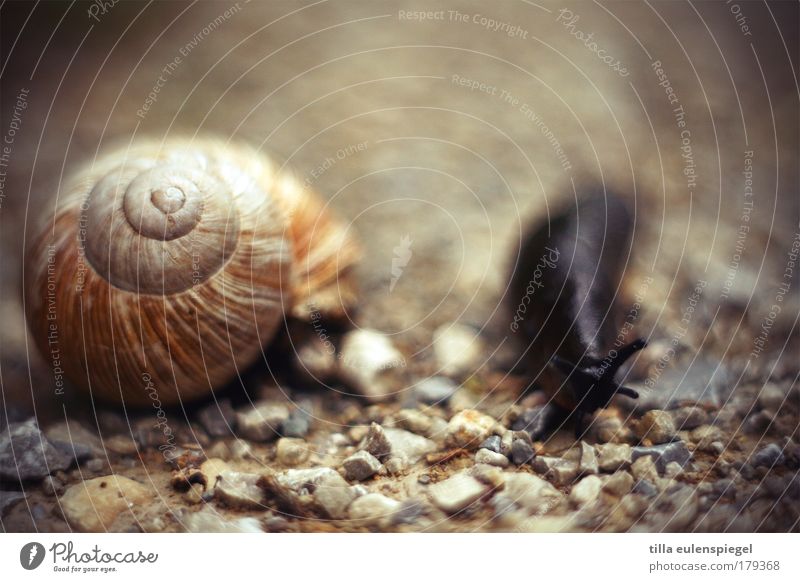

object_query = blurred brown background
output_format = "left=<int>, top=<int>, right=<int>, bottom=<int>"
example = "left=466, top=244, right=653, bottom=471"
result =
left=1, top=0, right=798, bottom=422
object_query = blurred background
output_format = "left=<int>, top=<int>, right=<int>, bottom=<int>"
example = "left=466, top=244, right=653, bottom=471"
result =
left=1, top=0, right=798, bottom=422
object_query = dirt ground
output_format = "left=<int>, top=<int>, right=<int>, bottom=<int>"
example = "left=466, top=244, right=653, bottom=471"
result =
left=0, top=1, right=798, bottom=533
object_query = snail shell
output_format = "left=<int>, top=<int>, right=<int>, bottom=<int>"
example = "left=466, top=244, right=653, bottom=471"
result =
left=26, top=139, right=359, bottom=406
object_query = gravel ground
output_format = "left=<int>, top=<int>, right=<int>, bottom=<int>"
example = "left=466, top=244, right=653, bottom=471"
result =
left=0, top=1, right=798, bottom=532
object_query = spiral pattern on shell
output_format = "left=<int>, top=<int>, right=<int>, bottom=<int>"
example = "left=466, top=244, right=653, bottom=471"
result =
left=26, top=139, right=359, bottom=406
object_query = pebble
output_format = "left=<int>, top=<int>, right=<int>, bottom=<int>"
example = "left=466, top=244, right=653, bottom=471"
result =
left=391, top=500, right=426, bottom=525
left=0, top=490, right=26, bottom=516
left=444, top=409, right=498, bottom=449
left=634, top=410, right=676, bottom=444
left=363, top=423, right=392, bottom=459
left=712, top=478, right=736, bottom=500
left=511, top=438, right=535, bottom=466
left=743, top=410, right=773, bottom=435
left=428, top=472, right=489, bottom=514
left=591, top=415, right=631, bottom=444
left=44, top=420, right=104, bottom=462
left=60, top=476, right=152, bottom=532
left=183, top=508, right=263, bottom=533
left=214, top=471, right=264, bottom=509
left=670, top=406, right=709, bottom=431
left=103, top=435, right=138, bottom=456
left=385, top=456, right=408, bottom=475
left=496, top=473, right=564, bottom=515
left=632, top=479, right=659, bottom=497
left=631, top=455, right=659, bottom=482
left=479, top=435, right=502, bottom=454
left=758, top=384, right=786, bottom=412
left=413, top=376, right=459, bottom=404
left=603, top=471, right=635, bottom=497
left=533, top=456, right=579, bottom=485
left=282, top=411, right=311, bottom=439
left=631, top=441, right=692, bottom=472
left=348, top=493, right=401, bottom=525
left=690, top=425, right=725, bottom=452
left=196, top=399, right=236, bottom=437
left=84, top=458, right=105, bottom=473
left=382, top=428, right=437, bottom=463
left=751, top=443, right=785, bottom=468
left=0, top=420, right=73, bottom=481
left=432, top=323, right=484, bottom=377
left=595, top=443, right=632, bottom=472
left=275, top=438, right=310, bottom=466
left=230, top=439, right=254, bottom=460
left=664, top=461, right=684, bottom=479
left=236, top=403, right=289, bottom=442
left=393, top=409, right=433, bottom=436
left=277, top=467, right=341, bottom=494
left=312, top=472, right=358, bottom=519
left=338, top=329, right=406, bottom=401
left=569, top=475, right=602, bottom=506
left=342, top=450, right=382, bottom=481
left=475, top=448, right=510, bottom=468
left=579, top=441, right=599, bottom=475
left=470, top=464, right=506, bottom=489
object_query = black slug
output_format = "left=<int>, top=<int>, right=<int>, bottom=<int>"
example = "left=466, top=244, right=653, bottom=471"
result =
left=508, top=191, right=647, bottom=439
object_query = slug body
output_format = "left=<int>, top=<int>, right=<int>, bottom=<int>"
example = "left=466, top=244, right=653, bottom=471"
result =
left=509, top=192, right=645, bottom=438
left=26, top=139, right=359, bottom=406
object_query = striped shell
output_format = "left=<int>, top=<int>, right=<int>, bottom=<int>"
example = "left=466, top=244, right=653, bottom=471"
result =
left=26, top=139, right=359, bottom=405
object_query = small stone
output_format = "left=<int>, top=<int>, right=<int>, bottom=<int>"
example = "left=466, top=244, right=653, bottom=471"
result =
left=84, top=458, right=105, bottom=473
left=479, top=435, right=502, bottom=453
left=475, top=448, right=509, bottom=467
left=758, top=384, right=786, bottom=412
left=281, top=412, right=311, bottom=439
left=511, top=439, right=535, bottom=466
left=631, top=441, right=692, bottom=472
left=236, top=403, right=289, bottom=442
left=0, top=420, right=73, bottom=481
left=277, top=467, right=341, bottom=493
left=348, top=493, right=401, bottom=525
left=632, top=479, right=659, bottom=497
left=595, top=443, right=632, bottom=472
left=445, top=409, right=498, bottom=449
left=385, top=456, right=408, bottom=475
left=230, top=439, right=254, bottom=460
left=183, top=508, right=263, bottom=533
left=428, top=472, right=489, bottom=514
left=664, top=461, right=684, bottom=479
left=103, top=435, right=137, bottom=456
left=313, top=474, right=358, bottom=519
left=709, top=441, right=725, bottom=455
left=533, top=456, right=579, bottom=485
left=691, top=425, right=725, bottom=452
left=670, top=406, right=708, bottom=431
left=432, top=323, right=484, bottom=377
left=751, top=443, right=785, bottom=468
left=635, top=410, right=676, bottom=444
left=275, top=438, right=310, bottom=467
left=743, top=410, right=774, bottom=435
left=413, top=376, right=459, bottom=404
left=569, top=475, right=602, bottom=506
left=338, top=329, right=406, bottom=401
left=712, top=478, right=736, bottom=499
left=603, top=471, right=634, bottom=496
left=60, top=476, right=152, bottom=532
left=391, top=500, right=426, bottom=525
left=579, top=441, right=598, bottom=475
left=496, top=473, right=564, bottom=514
left=0, top=490, right=25, bottom=516
left=196, top=399, right=236, bottom=437
left=342, top=450, right=382, bottom=481
left=591, top=415, right=631, bottom=444
left=631, top=455, right=659, bottom=482
left=363, top=422, right=392, bottom=459
left=214, top=471, right=264, bottom=509
left=44, top=420, right=103, bottom=462
left=393, top=409, right=433, bottom=436
left=384, top=428, right=436, bottom=463
left=470, top=464, right=505, bottom=489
